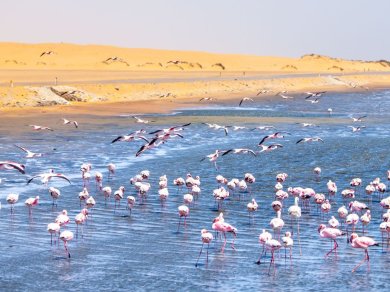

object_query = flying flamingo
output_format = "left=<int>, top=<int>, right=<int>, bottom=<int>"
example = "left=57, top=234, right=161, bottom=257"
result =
left=318, top=224, right=344, bottom=258
left=177, top=205, right=189, bottom=231
left=195, top=229, right=214, bottom=267
left=47, top=222, right=61, bottom=245
left=212, top=212, right=237, bottom=252
left=0, top=161, right=26, bottom=174
left=350, top=233, right=379, bottom=273
left=25, top=196, right=39, bottom=216
left=27, top=169, right=71, bottom=185
left=60, top=230, right=74, bottom=258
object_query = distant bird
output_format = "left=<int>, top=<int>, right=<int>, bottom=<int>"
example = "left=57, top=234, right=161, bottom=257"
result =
left=258, top=132, right=289, bottom=145
left=239, top=97, right=254, bottom=106
left=296, top=137, right=324, bottom=144
left=351, top=115, right=367, bottom=122
left=258, top=144, right=283, bottom=153
left=25, top=196, right=39, bottom=216
left=40, top=51, right=55, bottom=57
left=135, top=137, right=164, bottom=157
left=62, top=118, right=78, bottom=128
left=199, top=97, right=215, bottom=102
left=222, top=148, right=256, bottom=157
left=349, top=126, right=366, bottom=132
left=279, top=94, right=294, bottom=99
left=256, top=89, right=271, bottom=95
left=27, top=169, right=71, bottom=185
left=149, top=123, right=191, bottom=136
left=133, top=116, right=154, bottom=124
left=177, top=205, right=190, bottom=231
left=111, top=129, right=148, bottom=143
left=327, top=108, right=333, bottom=116
left=250, top=125, right=275, bottom=131
left=0, top=161, right=26, bottom=174
left=202, top=123, right=229, bottom=136
left=200, top=150, right=224, bottom=170
left=305, top=91, right=326, bottom=99
left=297, top=123, right=317, bottom=127
left=306, top=98, right=320, bottom=104
left=6, top=193, right=19, bottom=213
left=29, top=125, right=54, bottom=131
left=14, top=145, right=43, bottom=158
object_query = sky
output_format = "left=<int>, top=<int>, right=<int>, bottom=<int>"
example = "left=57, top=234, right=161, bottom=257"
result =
left=0, top=0, right=389, bottom=60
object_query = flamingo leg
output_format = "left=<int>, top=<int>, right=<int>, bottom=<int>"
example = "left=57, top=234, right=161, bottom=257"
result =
left=64, top=242, right=71, bottom=259
left=206, top=243, right=209, bottom=263
left=195, top=242, right=204, bottom=267
left=256, top=245, right=265, bottom=264
left=50, top=234, right=53, bottom=245
left=221, top=232, right=227, bottom=252
left=352, top=250, right=368, bottom=273
left=231, top=233, right=236, bottom=250
left=177, top=216, right=182, bottom=232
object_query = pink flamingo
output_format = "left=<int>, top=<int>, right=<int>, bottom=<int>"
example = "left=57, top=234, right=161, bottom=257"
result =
left=177, top=205, right=189, bottom=231
left=6, top=193, right=19, bottom=213
left=247, top=198, right=258, bottom=222
left=327, top=180, right=337, bottom=199
left=346, top=213, right=359, bottom=242
left=271, top=200, right=282, bottom=212
left=114, top=186, right=125, bottom=208
left=318, top=224, right=344, bottom=258
left=212, top=213, right=237, bottom=252
left=158, top=188, right=169, bottom=206
left=60, top=230, right=74, bottom=258
left=256, top=229, right=272, bottom=264
left=320, top=199, right=331, bottom=219
left=49, top=187, right=60, bottom=207
left=195, top=229, right=214, bottom=267
left=55, top=210, right=70, bottom=229
left=360, top=210, right=371, bottom=234
left=75, top=209, right=88, bottom=238
left=265, top=238, right=282, bottom=276
left=173, top=177, right=185, bottom=193
left=350, top=233, right=379, bottom=272
left=95, top=172, right=103, bottom=190
left=47, top=222, right=61, bottom=245
left=281, top=231, right=294, bottom=265
left=102, top=186, right=112, bottom=205
left=270, top=210, right=284, bottom=239
left=328, top=216, right=340, bottom=228
left=78, top=187, right=89, bottom=207
left=183, top=193, right=194, bottom=205
left=126, top=196, right=136, bottom=216
left=25, top=196, right=39, bottom=216
left=108, top=163, right=116, bottom=179
left=288, top=197, right=302, bottom=254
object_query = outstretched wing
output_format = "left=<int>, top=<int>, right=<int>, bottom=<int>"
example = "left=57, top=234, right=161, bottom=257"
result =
left=258, top=135, right=269, bottom=145
left=54, top=174, right=71, bottom=184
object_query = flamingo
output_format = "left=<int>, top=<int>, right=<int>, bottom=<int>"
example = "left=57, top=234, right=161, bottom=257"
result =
left=247, top=198, right=258, bottom=221
left=256, top=229, right=272, bottom=264
left=288, top=197, right=302, bottom=254
left=25, top=196, right=39, bottom=216
left=126, top=196, right=136, bottom=216
left=212, top=213, right=237, bottom=252
left=346, top=213, right=359, bottom=241
left=6, top=193, right=19, bottom=213
left=318, top=224, right=344, bottom=258
left=27, top=169, right=71, bottom=185
left=60, top=230, right=74, bottom=258
left=360, top=210, right=371, bottom=234
left=183, top=193, right=194, bottom=205
left=350, top=233, right=379, bottom=272
left=158, top=188, right=169, bottom=206
left=47, top=222, right=61, bottom=245
left=49, top=187, right=60, bottom=207
left=85, top=196, right=96, bottom=209
left=95, top=172, right=103, bottom=190
left=102, top=186, right=112, bottom=204
left=0, top=161, right=26, bottom=174
left=75, top=209, right=88, bottom=238
left=191, top=185, right=201, bottom=198
left=108, top=163, right=116, bottom=179
left=265, top=238, right=282, bottom=276
left=114, top=186, right=125, bottom=208
left=271, top=200, right=283, bottom=212
left=177, top=205, right=189, bottom=231
left=173, top=177, right=185, bottom=193
left=320, top=199, right=332, bottom=219
left=281, top=231, right=294, bottom=265
left=78, top=187, right=89, bottom=207
left=327, top=180, right=337, bottom=198
left=328, top=216, right=340, bottom=228
left=270, top=210, right=284, bottom=239
left=55, top=210, right=70, bottom=228
left=195, top=229, right=214, bottom=267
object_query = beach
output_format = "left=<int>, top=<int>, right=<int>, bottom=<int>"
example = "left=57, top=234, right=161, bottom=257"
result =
left=1, top=42, right=390, bottom=117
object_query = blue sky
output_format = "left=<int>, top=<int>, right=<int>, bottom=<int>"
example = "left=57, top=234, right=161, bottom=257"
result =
left=1, top=0, right=389, bottom=60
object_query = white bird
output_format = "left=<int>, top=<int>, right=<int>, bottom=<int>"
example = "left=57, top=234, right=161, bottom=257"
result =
left=349, top=126, right=366, bottom=132
left=296, top=137, right=324, bottom=144
left=351, top=115, right=367, bottom=122
left=239, top=97, right=254, bottom=106
left=27, top=169, right=71, bottom=185
left=62, top=118, right=79, bottom=128
left=14, top=145, right=43, bottom=158
left=221, top=148, right=256, bottom=157
left=29, top=125, right=54, bottom=131
left=0, top=161, right=26, bottom=174
left=133, top=116, right=154, bottom=124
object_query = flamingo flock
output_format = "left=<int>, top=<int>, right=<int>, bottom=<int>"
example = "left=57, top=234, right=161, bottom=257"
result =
left=0, top=114, right=388, bottom=278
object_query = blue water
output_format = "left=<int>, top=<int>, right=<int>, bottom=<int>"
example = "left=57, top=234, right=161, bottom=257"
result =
left=0, top=90, right=389, bottom=291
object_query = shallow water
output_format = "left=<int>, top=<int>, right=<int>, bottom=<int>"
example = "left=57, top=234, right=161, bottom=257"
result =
left=0, top=90, right=389, bottom=291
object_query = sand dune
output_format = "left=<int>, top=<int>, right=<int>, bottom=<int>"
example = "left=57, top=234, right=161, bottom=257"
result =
left=0, top=42, right=390, bottom=112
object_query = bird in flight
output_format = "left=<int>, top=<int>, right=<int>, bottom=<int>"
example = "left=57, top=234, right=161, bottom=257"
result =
left=222, top=148, right=257, bottom=156
left=14, top=145, right=43, bottom=158
left=149, top=123, right=191, bottom=136
left=258, top=132, right=290, bottom=145
left=29, top=125, right=54, bottom=131
left=296, top=137, right=324, bottom=144
left=199, top=97, right=215, bottom=102
left=133, top=116, right=155, bottom=124
left=27, top=169, right=71, bottom=185
left=256, top=89, right=272, bottom=96
left=239, top=97, right=254, bottom=106
left=305, top=91, right=326, bottom=99
left=349, top=126, right=366, bottom=132
left=258, top=144, right=283, bottom=153
left=0, top=161, right=26, bottom=174
left=62, top=118, right=79, bottom=128
left=135, top=138, right=164, bottom=157
left=202, top=123, right=229, bottom=136
left=40, top=51, right=55, bottom=57
left=297, top=123, right=317, bottom=127
left=200, top=150, right=225, bottom=170
left=251, top=126, right=276, bottom=131
left=306, top=98, right=320, bottom=104
left=111, top=130, right=149, bottom=144
left=351, top=115, right=367, bottom=122
left=279, top=94, right=294, bottom=99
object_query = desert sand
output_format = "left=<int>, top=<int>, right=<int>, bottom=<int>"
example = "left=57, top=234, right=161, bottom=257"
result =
left=1, top=42, right=390, bottom=116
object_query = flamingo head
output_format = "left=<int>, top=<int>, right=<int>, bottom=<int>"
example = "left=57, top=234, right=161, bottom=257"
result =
left=350, top=233, right=358, bottom=242
left=318, top=224, right=326, bottom=233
